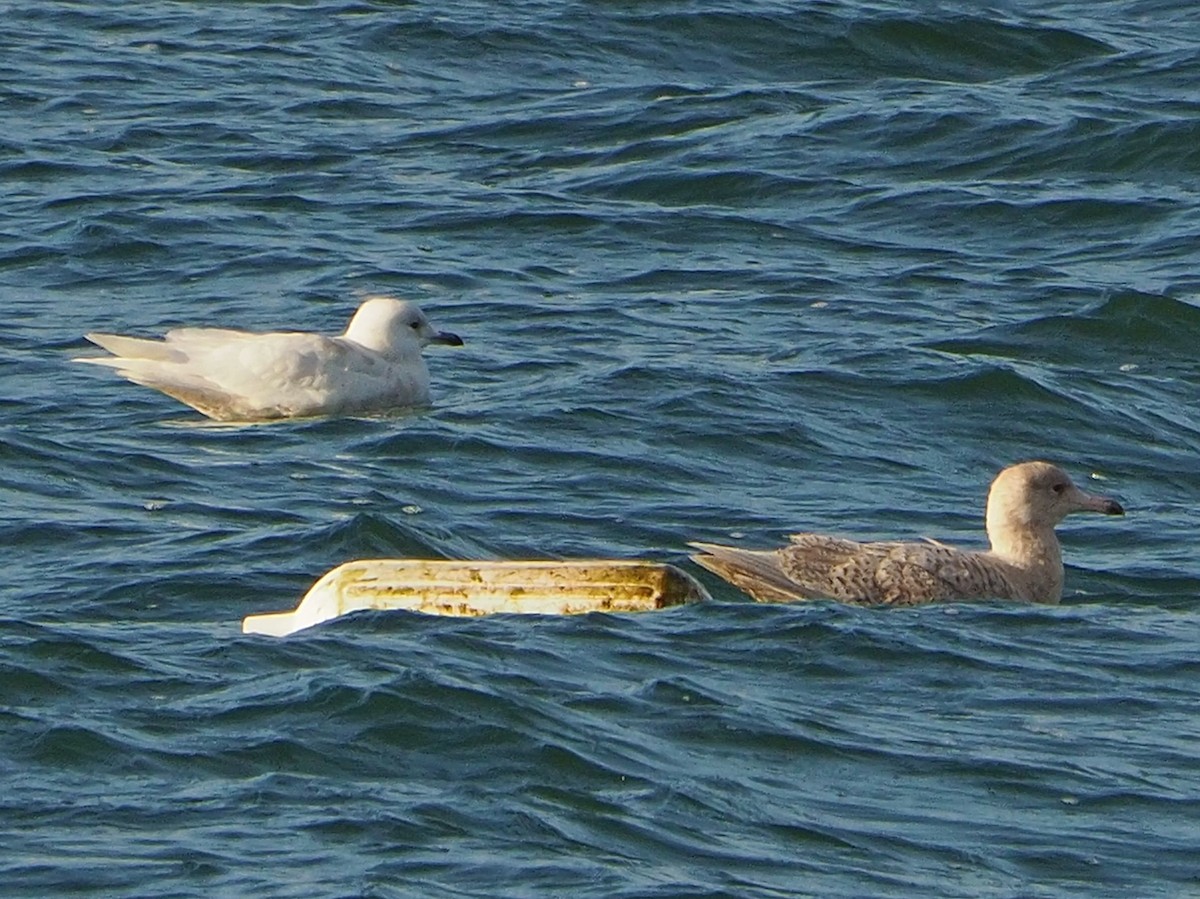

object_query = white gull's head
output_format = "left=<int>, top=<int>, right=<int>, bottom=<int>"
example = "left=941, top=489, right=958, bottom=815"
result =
left=342, top=297, right=463, bottom=357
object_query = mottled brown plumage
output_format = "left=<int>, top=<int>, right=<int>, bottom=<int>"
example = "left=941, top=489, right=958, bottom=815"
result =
left=690, top=462, right=1124, bottom=606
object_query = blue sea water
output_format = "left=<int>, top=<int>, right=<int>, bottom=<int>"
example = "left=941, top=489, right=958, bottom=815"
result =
left=2, top=1, right=1199, bottom=896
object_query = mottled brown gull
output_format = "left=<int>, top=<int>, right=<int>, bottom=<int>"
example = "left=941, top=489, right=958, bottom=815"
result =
left=75, top=297, right=463, bottom=422
left=690, top=461, right=1124, bottom=606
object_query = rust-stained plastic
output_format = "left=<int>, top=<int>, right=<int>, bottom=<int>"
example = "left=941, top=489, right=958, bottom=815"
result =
left=242, top=558, right=712, bottom=637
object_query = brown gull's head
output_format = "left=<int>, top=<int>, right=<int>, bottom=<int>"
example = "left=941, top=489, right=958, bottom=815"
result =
left=985, top=460, right=1123, bottom=549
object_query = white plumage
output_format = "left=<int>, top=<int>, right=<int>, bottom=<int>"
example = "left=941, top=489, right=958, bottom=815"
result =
left=75, top=297, right=463, bottom=421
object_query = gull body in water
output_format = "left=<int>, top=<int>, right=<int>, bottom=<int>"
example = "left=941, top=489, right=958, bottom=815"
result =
left=690, top=461, right=1124, bottom=606
left=76, top=297, right=463, bottom=421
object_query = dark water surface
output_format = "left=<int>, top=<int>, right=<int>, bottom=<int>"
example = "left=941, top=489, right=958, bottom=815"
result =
left=2, top=1, right=1198, bottom=896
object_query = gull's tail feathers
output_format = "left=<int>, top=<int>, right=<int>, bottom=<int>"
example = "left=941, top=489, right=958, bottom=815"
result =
left=688, top=541, right=811, bottom=603
left=76, top=351, right=249, bottom=421
left=78, top=332, right=183, bottom=363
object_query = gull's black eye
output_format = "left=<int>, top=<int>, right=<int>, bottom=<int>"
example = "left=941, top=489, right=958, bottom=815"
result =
left=1052, top=483, right=1066, bottom=495
left=409, top=320, right=421, bottom=330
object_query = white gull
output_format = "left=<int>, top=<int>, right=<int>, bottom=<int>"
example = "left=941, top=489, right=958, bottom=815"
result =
left=690, top=461, right=1124, bottom=606
left=75, top=297, right=463, bottom=421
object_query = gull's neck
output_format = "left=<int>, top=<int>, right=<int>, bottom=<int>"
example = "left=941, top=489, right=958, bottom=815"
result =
left=986, top=520, right=1064, bottom=602
left=341, top=327, right=420, bottom=359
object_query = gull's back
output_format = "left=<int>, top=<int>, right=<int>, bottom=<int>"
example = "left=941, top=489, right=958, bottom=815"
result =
left=691, top=535, right=1027, bottom=606
left=80, top=327, right=431, bottom=421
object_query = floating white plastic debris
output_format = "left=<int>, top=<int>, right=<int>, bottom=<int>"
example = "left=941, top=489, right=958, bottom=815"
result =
left=242, top=559, right=712, bottom=637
